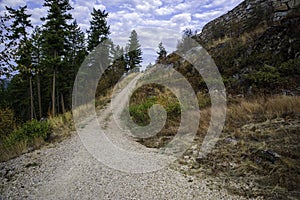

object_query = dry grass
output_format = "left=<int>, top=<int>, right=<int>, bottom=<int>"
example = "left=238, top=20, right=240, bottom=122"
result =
left=0, top=111, right=74, bottom=162
left=0, top=140, right=28, bottom=161
left=48, top=111, right=75, bottom=141
left=182, top=95, right=300, bottom=199
left=207, top=24, right=268, bottom=49
left=196, top=95, right=300, bottom=144
left=114, top=72, right=139, bottom=91
left=208, top=35, right=232, bottom=48
left=0, top=137, right=46, bottom=162
left=227, top=96, right=300, bottom=126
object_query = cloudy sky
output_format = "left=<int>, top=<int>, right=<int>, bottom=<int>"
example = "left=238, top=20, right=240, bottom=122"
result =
left=0, top=0, right=243, bottom=67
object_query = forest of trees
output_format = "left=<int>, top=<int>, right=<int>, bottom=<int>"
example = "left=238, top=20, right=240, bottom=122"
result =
left=0, top=0, right=143, bottom=123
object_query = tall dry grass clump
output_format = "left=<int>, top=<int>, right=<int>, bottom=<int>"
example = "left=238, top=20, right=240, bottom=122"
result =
left=193, top=95, right=300, bottom=199
left=48, top=111, right=74, bottom=140
left=196, top=95, right=300, bottom=141
left=227, top=96, right=300, bottom=126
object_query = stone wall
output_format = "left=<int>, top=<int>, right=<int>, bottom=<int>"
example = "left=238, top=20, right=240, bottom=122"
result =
left=198, top=0, right=300, bottom=43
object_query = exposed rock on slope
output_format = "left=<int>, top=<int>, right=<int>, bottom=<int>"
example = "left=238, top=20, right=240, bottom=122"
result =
left=198, top=0, right=300, bottom=44
left=163, top=0, right=300, bottom=95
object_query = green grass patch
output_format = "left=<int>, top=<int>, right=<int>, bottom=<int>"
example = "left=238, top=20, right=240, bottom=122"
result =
left=0, top=119, right=52, bottom=161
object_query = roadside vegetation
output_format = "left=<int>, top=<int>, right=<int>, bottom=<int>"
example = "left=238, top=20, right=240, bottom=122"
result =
left=128, top=83, right=300, bottom=198
left=0, top=1, right=143, bottom=162
left=0, top=111, right=73, bottom=162
left=0, top=71, right=140, bottom=162
left=192, top=95, right=300, bottom=199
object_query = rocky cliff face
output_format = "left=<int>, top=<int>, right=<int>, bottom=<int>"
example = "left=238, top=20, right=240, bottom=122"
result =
left=163, top=0, right=300, bottom=95
left=190, top=0, right=300, bottom=94
left=198, top=0, right=300, bottom=43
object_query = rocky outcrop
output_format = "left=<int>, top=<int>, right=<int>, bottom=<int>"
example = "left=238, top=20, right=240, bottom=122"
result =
left=198, top=0, right=300, bottom=43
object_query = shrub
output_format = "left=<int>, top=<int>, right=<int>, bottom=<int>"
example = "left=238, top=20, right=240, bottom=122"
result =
left=246, top=64, right=280, bottom=88
left=157, top=95, right=181, bottom=116
left=4, top=119, right=51, bottom=147
left=197, top=92, right=211, bottom=109
left=0, top=107, right=16, bottom=139
left=129, top=97, right=157, bottom=126
left=278, top=58, right=300, bottom=76
left=129, top=94, right=182, bottom=126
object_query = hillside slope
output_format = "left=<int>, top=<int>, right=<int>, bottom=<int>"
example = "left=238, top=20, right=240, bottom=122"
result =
left=165, top=0, right=300, bottom=95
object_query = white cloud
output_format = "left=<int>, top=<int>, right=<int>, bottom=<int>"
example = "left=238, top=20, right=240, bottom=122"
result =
left=134, top=0, right=162, bottom=8
left=171, top=13, right=191, bottom=25
left=155, top=7, right=175, bottom=16
left=193, top=10, right=223, bottom=20
left=0, top=0, right=244, bottom=66
left=203, top=0, right=242, bottom=9
left=0, top=0, right=26, bottom=9
left=136, top=2, right=152, bottom=12
left=29, top=7, right=47, bottom=25
left=123, top=12, right=142, bottom=21
left=94, top=4, right=106, bottom=11
left=141, top=19, right=175, bottom=27
left=134, top=0, right=163, bottom=13
left=174, top=3, right=191, bottom=11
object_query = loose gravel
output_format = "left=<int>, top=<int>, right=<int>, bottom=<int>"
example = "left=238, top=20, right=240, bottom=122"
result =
left=1, top=73, right=254, bottom=200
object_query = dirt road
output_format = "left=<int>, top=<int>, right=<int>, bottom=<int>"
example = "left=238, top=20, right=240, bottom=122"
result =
left=0, top=74, right=249, bottom=199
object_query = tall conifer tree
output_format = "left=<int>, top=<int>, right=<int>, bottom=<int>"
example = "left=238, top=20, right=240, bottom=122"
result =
left=127, top=30, right=142, bottom=69
left=41, top=0, right=73, bottom=116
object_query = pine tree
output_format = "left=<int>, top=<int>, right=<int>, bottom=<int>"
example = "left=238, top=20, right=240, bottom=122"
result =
left=62, top=20, right=86, bottom=111
left=68, top=20, right=86, bottom=67
left=87, top=8, right=111, bottom=75
left=6, top=5, right=35, bottom=119
left=31, top=26, right=44, bottom=119
left=87, top=8, right=110, bottom=52
left=127, top=30, right=142, bottom=69
left=0, top=12, right=12, bottom=76
left=156, top=42, right=167, bottom=64
left=41, top=0, right=73, bottom=116
left=110, top=44, right=127, bottom=76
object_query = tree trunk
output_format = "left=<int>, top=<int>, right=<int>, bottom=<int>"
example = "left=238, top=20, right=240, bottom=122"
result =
left=37, top=74, right=42, bottom=119
left=61, top=93, right=65, bottom=113
left=52, top=69, right=56, bottom=116
left=29, top=76, right=34, bottom=120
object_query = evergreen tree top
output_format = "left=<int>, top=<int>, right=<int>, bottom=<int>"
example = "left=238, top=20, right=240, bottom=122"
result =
left=87, top=8, right=110, bottom=52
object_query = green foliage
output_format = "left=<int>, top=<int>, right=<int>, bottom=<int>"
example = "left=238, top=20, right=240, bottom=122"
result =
left=129, top=97, right=157, bottom=126
left=96, top=43, right=127, bottom=97
left=156, top=42, right=167, bottom=63
left=129, top=93, right=182, bottom=126
left=197, top=92, right=211, bottom=109
left=7, top=74, right=31, bottom=120
left=4, top=119, right=51, bottom=147
left=0, top=13, right=11, bottom=75
left=245, top=5, right=265, bottom=31
left=278, top=58, right=300, bottom=76
left=211, top=23, right=225, bottom=40
left=41, top=0, right=74, bottom=116
left=157, top=96, right=181, bottom=116
left=0, top=108, right=16, bottom=139
left=87, top=8, right=110, bottom=52
left=0, top=79, right=9, bottom=107
left=127, top=30, right=143, bottom=69
left=246, top=65, right=280, bottom=88
left=41, top=0, right=73, bottom=57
